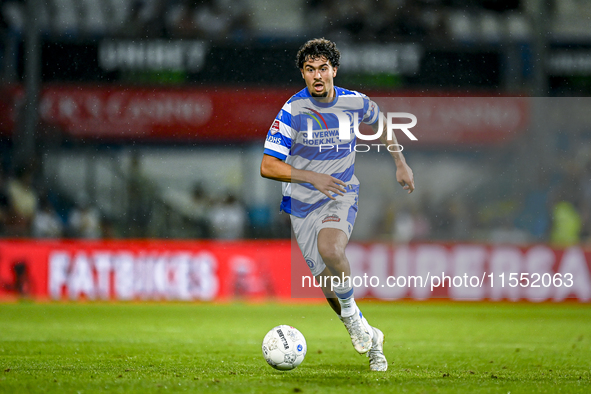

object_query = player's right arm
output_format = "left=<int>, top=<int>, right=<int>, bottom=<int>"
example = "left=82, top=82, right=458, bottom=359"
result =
left=260, top=154, right=346, bottom=200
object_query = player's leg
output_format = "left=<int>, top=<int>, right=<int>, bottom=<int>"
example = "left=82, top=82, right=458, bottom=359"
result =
left=317, top=227, right=374, bottom=354
left=317, top=227, right=387, bottom=371
left=292, top=199, right=386, bottom=369
left=316, top=228, right=355, bottom=316
left=314, top=265, right=341, bottom=315
left=290, top=212, right=344, bottom=316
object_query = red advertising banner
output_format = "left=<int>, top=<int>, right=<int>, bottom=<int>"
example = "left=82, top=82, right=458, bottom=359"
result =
left=342, top=243, right=591, bottom=302
left=374, top=97, right=530, bottom=146
left=1, top=240, right=589, bottom=302
left=0, top=85, right=529, bottom=145
left=0, top=85, right=288, bottom=142
left=0, top=240, right=291, bottom=301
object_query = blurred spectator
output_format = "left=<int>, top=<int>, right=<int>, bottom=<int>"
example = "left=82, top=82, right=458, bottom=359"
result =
left=310, top=0, right=446, bottom=42
left=515, top=172, right=552, bottom=240
left=0, top=0, right=9, bottom=34
left=321, top=0, right=373, bottom=42
left=303, top=0, right=333, bottom=36
left=32, top=196, right=63, bottom=238
left=189, top=183, right=212, bottom=238
left=5, top=166, right=38, bottom=237
left=209, top=193, right=246, bottom=239
left=412, top=198, right=432, bottom=240
left=430, top=197, right=473, bottom=240
left=160, top=182, right=213, bottom=238
left=117, top=0, right=170, bottom=38
left=143, top=0, right=170, bottom=38
left=118, top=0, right=149, bottom=37
left=169, top=0, right=251, bottom=40
left=375, top=1, right=428, bottom=41
left=68, top=197, right=102, bottom=239
left=127, top=153, right=154, bottom=238
left=391, top=199, right=432, bottom=243
left=393, top=205, right=414, bottom=243
left=0, top=0, right=25, bottom=34
left=0, top=166, right=9, bottom=235
left=550, top=198, right=582, bottom=247
left=100, top=217, right=118, bottom=239
left=448, top=197, right=473, bottom=240
left=580, top=160, right=591, bottom=241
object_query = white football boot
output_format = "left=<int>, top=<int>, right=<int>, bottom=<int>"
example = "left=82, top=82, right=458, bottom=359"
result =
left=367, top=327, right=388, bottom=371
left=340, top=308, right=373, bottom=354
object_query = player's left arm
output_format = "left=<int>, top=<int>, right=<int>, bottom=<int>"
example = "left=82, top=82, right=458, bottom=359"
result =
left=372, top=120, right=415, bottom=194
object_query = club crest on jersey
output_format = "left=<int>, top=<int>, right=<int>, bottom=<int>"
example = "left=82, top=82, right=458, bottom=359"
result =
left=270, top=120, right=280, bottom=135
left=305, top=258, right=315, bottom=269
left=322, top=214, right=341, bottom=223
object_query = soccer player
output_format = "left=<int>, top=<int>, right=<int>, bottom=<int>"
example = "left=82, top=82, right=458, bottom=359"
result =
left=260, top=38, right=415, bottom=372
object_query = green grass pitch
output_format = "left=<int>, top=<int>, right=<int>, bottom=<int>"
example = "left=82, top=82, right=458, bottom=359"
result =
left=1, top=301, right=590, bottom=393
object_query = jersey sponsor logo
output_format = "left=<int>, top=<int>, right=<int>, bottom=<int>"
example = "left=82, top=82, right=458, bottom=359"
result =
left=266, top=134, right=282, bottom=145
left=322, top=214, right=341, bottom=223
left=302, top=128, right=343, bottom=146
left=305, top=258, right=315, bottom=269
left=270, top=119, right=280, bottom=135
left=304, top=107, right=329, bottom=131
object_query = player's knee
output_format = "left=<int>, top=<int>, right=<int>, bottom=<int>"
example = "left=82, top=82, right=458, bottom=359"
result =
left=318, top=242, right=345, bottom=265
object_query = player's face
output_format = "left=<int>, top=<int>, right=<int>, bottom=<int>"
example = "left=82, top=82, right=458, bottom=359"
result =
left=301, top=56, right=337, bottom=99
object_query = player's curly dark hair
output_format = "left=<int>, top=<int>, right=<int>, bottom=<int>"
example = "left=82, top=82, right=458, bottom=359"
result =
left=296, top=38, right=340, bottom=69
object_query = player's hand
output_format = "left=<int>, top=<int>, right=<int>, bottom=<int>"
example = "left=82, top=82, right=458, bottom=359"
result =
left=310, top=173, right=347, bottom=200
left=396, top=162, right=415, bottom=194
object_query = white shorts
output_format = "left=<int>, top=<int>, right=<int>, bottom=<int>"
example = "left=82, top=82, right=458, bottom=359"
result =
left=291, top=191, right=358, bottom=277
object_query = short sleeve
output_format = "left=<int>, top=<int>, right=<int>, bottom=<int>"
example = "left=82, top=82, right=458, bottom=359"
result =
left=362, top=98, right=380, bottom=125
left=263, top=104, right=294, bottom=161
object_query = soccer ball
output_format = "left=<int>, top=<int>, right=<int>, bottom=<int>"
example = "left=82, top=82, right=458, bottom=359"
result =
left=261, top=325, right=307, bottom=370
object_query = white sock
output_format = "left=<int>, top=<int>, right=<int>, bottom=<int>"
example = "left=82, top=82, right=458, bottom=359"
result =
left=333, top=277, right=356, bottom=317
left=340, top=298, right=357, bottom=318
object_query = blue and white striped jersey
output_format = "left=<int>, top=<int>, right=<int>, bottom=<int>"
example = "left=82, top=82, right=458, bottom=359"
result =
left=263, top=86, right=380, bottom=218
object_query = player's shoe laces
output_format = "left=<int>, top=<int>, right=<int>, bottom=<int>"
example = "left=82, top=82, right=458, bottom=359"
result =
left=367, top=327, right=388, bottom=371
left=340, top=309, right=373, bottom=354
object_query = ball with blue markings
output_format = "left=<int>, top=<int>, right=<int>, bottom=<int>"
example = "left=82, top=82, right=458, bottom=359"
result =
left=262, top=325, right=307, bottom=370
